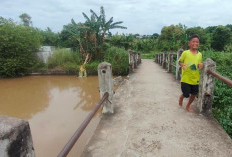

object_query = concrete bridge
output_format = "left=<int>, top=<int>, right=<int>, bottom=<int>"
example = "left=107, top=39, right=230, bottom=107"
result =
left=81, top=59, right=232, bottom=157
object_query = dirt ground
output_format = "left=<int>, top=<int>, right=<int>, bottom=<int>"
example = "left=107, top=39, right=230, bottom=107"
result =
left=81, top=59, right=232, bottom=157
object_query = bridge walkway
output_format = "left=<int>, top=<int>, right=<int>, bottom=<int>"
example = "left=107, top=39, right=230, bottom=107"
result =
left=81, top=59, right=232, bottom=157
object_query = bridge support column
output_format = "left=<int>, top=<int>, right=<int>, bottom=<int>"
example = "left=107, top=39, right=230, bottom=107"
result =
left=98, top=62, right=114, bottom=114
left=0, top=116, right=35, bottom=157
left=197, top=58, right=216, bottom=114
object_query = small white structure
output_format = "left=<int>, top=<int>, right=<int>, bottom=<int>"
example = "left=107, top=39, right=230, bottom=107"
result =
left=36, top=46, right=55, bottom=63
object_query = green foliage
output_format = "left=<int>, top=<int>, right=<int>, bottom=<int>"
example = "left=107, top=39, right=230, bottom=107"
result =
left=202, top=51, right=232, bottom=137
left=104, top=47, right=129, bottom=75
left=134, top=38, right=156, bottom=53
left=85, top=61, right=101, bottom=75
left=157, top=24, right=186, bottom=51
left=107, top=34, right=135, bottom=50
left=40, top=27, right=59, bottom=46
left=47, top=48, right=81, bottom=71
left=58, top=23, right=79, bottom=50
left=0, top=18, right=42, bottom=77
left=211, top=26, right=232, bottom=51
left=141, top=53, right=155, bottom=59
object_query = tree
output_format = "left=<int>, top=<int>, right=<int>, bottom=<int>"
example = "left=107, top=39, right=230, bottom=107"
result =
left=158, top=24, right=185, bottom=51
left=40, top=27, right=59, bottom=46
left=211, top=26, right=232, bottom=51
left=58, top=23, right=79, bottom=50
left=19, top=13, right=32, bottom=26
left=0, top=17, right=42, bottom=77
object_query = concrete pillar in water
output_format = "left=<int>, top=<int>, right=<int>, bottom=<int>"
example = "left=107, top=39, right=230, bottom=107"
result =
left=0, top=116, right=35, bottom=157
left=98, top=62, right=114, bottom=114
left=197, top=58, right=216, bottom=114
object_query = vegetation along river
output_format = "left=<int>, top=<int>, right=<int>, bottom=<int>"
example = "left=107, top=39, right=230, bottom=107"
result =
left=0, top=76, right=102, bottom=157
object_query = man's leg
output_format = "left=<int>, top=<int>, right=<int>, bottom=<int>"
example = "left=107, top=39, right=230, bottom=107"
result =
left=186, top=94, right=195, bottom=112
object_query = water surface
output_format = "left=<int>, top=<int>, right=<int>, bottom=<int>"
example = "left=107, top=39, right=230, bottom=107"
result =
left=0, top=76, right=101, bottom=157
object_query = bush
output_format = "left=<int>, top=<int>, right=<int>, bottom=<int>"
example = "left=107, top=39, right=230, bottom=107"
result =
left=0, top=18, right=42, bottom=77
left=104, top=47, right=129, bottom=75
left=85, top=61, right=101, bottom=75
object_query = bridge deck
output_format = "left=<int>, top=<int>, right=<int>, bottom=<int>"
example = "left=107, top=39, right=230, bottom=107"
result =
left=81, top=59, right=232, bottom=157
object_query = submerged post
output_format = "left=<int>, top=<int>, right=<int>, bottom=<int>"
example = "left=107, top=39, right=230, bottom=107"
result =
left=0, top=116, right=35, bottom=157
left=98, top=62, right=114, bottom=114
left=197, top=58, right=216, bottom=114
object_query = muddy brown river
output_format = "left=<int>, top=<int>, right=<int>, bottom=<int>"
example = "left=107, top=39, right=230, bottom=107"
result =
left=0, top=76, right=101, bottom=157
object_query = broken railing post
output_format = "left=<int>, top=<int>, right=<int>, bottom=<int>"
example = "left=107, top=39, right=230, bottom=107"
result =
left=197, top=58, right=216, bottom=114
left=176, top=49, right=183, bottom=80
left=0, top=116, right=35, bottom=157
left=98, top=62, right=114, bottom=114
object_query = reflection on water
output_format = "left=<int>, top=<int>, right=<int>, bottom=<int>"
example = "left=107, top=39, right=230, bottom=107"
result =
left=0, top=76, right=101, bottom=157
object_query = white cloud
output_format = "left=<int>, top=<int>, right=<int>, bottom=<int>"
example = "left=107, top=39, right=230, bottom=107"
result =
left=0, top=0, right=232, bottom=34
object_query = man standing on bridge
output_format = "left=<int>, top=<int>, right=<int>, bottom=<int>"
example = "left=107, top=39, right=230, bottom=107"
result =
left=178, top=35, right=204, bottom=112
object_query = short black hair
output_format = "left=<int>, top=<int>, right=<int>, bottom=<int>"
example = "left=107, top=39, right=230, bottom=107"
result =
left=188, top=35, right=200, bottom=41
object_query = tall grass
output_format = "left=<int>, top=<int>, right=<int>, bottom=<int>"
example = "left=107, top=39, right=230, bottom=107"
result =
left=47, top=48, right=81, bottom=72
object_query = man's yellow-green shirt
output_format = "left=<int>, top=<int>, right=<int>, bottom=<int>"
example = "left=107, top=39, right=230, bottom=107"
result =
left=178, top=50, right=202, bottom=85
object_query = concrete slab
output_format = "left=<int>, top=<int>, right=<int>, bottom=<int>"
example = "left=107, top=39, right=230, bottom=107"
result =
left=81, top=59, right=232, bottom=157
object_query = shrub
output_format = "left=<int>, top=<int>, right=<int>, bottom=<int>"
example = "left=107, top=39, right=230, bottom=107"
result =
left=104, top=47, right=129, bottom=75
left=0, top=18, right=42, bottom=77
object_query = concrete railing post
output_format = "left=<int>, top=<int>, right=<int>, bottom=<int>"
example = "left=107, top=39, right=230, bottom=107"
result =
left=197, top=58, right=216, bottom=114
left=133, top=51, right=137, bottom=68
left=160, top=53, right=163, bottom=66
left=176, top=49, right=183, bottom=80
left=129, top=51, right=134, bottom=72
left=167, top=53, right=172, bottom=72
left=162, top=53, right=167, bottom=69
left=98, top=62, right=114, bottom=114
left=138, top=53, right=141, bottom=64
left=0, top=116, right=35, bottom=157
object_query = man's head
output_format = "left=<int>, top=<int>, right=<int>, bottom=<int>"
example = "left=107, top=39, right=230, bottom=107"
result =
left=188, top=35, right=200, bottom=50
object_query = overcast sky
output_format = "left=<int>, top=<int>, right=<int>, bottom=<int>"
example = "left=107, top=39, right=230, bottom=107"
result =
left=1, top=0, right=232, bottom=35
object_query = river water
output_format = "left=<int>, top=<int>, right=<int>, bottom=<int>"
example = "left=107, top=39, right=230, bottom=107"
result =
left=0, top=76, right=101, bottom=157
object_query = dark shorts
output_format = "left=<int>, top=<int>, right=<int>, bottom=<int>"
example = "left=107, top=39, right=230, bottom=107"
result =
left=181, top=82, right=199, bottom=98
